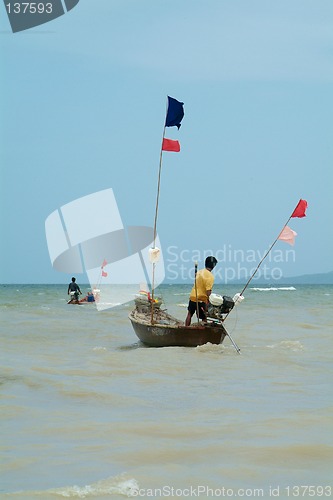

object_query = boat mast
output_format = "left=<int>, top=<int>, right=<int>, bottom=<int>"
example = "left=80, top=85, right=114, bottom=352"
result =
left=152, top=126, right=166, bottom=252
left=150, top=96, right=184, bottom=324
left=150, top=121, right=166, bottom=323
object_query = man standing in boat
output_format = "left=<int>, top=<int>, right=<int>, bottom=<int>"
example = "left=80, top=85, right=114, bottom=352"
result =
left=185, top=256, right=218, bottom=326
left=67, top=277, right=82, bottom=303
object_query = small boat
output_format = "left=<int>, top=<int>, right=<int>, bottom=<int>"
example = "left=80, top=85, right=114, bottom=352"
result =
left=129, top=295, right=228, bottom=348
left=67, top=289, right=100, bottom=305
left=129, top=97, right=240, bottom=352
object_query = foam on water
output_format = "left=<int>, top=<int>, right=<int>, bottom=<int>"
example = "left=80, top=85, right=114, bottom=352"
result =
left=195, top=342, right=225, bottom=353
left=250, top=286, right=296, bottom=291
left=50, top=476, right=139, bottom=498
left=8, top=476, right=139, bottom=498
left=266, top=340, right=304, bottom=351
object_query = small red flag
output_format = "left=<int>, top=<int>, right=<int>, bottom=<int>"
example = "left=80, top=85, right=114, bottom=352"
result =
left=291, top=199, right=308, bottom=218
left=162, top=138, right=180, bottom=152
left=101, top=259, right=107, bottom=268
left=102, top=270, right=108, bottom=277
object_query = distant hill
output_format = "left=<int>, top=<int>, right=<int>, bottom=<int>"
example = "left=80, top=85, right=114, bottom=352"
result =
left=275, top=271, right=333, bottom=285
left=226, top=271, right=333, bottom=285
left=162, top=271, right=333, bottom=285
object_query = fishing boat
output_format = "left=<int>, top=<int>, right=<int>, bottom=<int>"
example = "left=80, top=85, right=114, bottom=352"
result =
left=128, top=96, right=241, bottom=351
left=129, top=293, right=229, bottom=348
left=127, top=95, right=307, bottom=349
left=67, top=288, right=100, bottom=305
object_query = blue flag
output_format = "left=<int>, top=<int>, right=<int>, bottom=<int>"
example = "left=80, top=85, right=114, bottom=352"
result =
left=165, top=96, right=184, bottom=129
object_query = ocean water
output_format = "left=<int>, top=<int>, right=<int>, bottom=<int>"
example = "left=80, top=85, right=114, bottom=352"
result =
left=1, top=283, right=332, bottom=499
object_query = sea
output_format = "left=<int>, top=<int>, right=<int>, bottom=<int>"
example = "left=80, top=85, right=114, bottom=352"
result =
left=1, top=283, right=332, bottom=500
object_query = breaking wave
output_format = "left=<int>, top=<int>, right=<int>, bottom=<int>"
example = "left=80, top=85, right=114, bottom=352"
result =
left=8, top=475, right=139, bottom=498
left=250, top=287, right=296, bottom=291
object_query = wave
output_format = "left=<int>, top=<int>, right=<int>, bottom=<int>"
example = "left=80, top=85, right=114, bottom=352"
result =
left=266, top=340, right=304, bottom=351
left=7, top=475, right=139, bottom=498
left=250, top=287, right=296, bottom=292
left=195, top=342, right=225, bottom=353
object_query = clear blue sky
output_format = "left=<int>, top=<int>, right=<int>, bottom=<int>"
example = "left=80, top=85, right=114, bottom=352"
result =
left=1, top=0, right=332, bottom=284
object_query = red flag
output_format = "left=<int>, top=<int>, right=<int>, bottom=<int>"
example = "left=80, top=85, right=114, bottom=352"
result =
left=162, top=138, right=180, bottom=152
left=102, top=270, right=108, bottom=277
left=291, top=199, right=308, bottom=218
left=101, top=259, right=107, bottom=268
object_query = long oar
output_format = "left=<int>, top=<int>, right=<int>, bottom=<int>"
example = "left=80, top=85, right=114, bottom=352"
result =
left=221, top=321, right=240, bottom=354
left=224, top=327, right=241, bottom=354
left=223, top=199, right=307, bottom=350
left=212, top=315, right=241, bottom=354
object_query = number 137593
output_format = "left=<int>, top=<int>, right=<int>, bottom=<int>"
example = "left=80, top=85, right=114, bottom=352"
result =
left=6, top=3, right=53, bottom=14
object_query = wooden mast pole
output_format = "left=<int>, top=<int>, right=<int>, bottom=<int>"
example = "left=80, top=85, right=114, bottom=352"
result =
left=150, top=96, right=185, bottom=324
left=150, top=101, right=168, bottom=324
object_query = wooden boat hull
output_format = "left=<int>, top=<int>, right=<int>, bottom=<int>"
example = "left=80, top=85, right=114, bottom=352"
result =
left=129, top=310, right=227, bottom=347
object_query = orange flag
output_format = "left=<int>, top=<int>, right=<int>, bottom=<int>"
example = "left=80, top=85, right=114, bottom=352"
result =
left=278, top=226, right=297, bottom=246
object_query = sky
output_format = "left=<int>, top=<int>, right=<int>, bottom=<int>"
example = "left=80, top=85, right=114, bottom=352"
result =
left=0, top=0, right=332, bottom=284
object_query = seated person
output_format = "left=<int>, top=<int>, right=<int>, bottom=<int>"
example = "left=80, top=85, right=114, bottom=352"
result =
left=79, top=291, right=95, bottom=303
